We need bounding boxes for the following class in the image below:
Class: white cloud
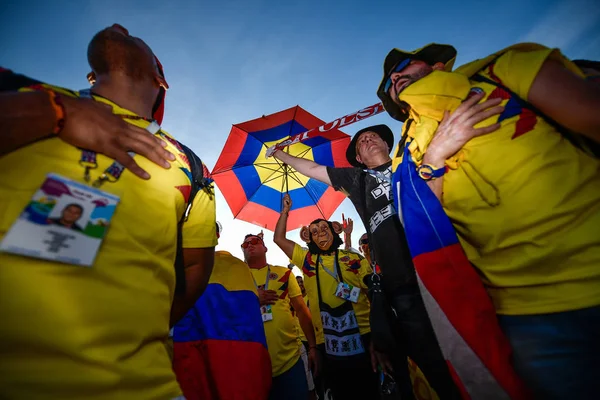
[519,0,600,51]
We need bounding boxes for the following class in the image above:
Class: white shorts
[299,344,315,391]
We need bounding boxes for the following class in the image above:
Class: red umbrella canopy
[212,106,352,231]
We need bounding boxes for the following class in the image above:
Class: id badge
[0,173,120,267]
[260,304,273,322]
[335,282,360,303]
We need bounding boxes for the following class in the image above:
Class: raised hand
[282,193,292,213]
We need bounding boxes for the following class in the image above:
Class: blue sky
[2,0,599,267]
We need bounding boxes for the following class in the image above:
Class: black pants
[318,335,379,400]
[389,291,462,400]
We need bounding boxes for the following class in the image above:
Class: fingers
[370,349,378,372]
[123,128,176,167]
[473,123,501,137]
[467,105,504,126]
[111,151,150,180]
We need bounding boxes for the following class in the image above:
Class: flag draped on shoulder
[392,144,530,400]
[172,251,272,400]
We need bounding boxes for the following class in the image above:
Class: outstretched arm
[273,193,296,259]
[528,58,600,142]
[273,150,332,186]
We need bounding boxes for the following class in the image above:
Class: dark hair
[64,203,83,213]
[306,219,343,254]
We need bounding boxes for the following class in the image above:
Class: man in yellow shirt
[377,43,600,398]
[242,232,319,400]
[274,194,379,400]
[0,24,216,399]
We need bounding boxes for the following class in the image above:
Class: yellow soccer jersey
[0,85,217,399]
[250,264,302,377]
[292,244,372,345]
[394,47,600,315]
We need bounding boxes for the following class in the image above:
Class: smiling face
[309,220,334,251]
[61,204,83,224]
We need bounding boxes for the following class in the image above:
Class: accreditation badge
[0,173,119,267]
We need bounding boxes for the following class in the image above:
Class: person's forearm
[275,150,319,176]
[0,91,57,156]
[298,311,317,348]
[422,153,445,202]
[344,233,352,250]
[170,261,214,327]
[274,210,288,244]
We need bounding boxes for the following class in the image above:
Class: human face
[241,236,266,259]
[359,234,369,254]
[296,276,306,294]
[61,205,82,224]
[387,60,434,106]
[355,131,388,164]
[309,221,334,251]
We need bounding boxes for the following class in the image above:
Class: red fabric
[173,339,272,400]
[413,244,531,400]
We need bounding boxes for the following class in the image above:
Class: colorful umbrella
[212,106,351,231]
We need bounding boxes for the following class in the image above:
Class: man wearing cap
[272,117,505,397]
[0,24,216,399]
[377,43,600,398]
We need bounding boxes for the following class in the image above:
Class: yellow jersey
[0,84,217,399]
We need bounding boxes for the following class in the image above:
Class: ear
[258,231,264,241]
[432,62,446,71]
[300,226,311,243]
[355,153,363,164]
[331,221,343,235]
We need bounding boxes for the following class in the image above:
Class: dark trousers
[318,335,379,400]
[390,291,462,400]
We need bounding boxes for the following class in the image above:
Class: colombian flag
[392,144,530,399]
[172,251,272,400]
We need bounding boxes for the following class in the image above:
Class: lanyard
[78,89,161,187]
[364,166,396,212]
[318,255,339,282]
[364,168,391,183]
[251,265,271,290]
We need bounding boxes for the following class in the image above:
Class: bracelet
[45,89,66,135]
[417,163,445,181]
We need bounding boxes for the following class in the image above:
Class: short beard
[87,29,155,82]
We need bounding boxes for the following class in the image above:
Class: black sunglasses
[360,237,369,245]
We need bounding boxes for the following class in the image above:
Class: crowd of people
[1,22,599,400]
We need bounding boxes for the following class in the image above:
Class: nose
[110,24,129,36]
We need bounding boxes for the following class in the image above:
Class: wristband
[417,163,445,181]
[45,89,66,135]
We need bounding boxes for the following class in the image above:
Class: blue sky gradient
[2,0,599,266]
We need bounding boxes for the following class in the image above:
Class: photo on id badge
[0,173,119,266]
[336,282,360,303]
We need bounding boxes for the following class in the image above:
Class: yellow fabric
[212,251,258,294]
[391,45,600,315]
[0,85,217,400]
[291,244,372,345]
[250,265,302,377]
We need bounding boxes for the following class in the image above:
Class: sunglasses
[360,237,369,245]
[383,58,412,94]
[241,237,263,249]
